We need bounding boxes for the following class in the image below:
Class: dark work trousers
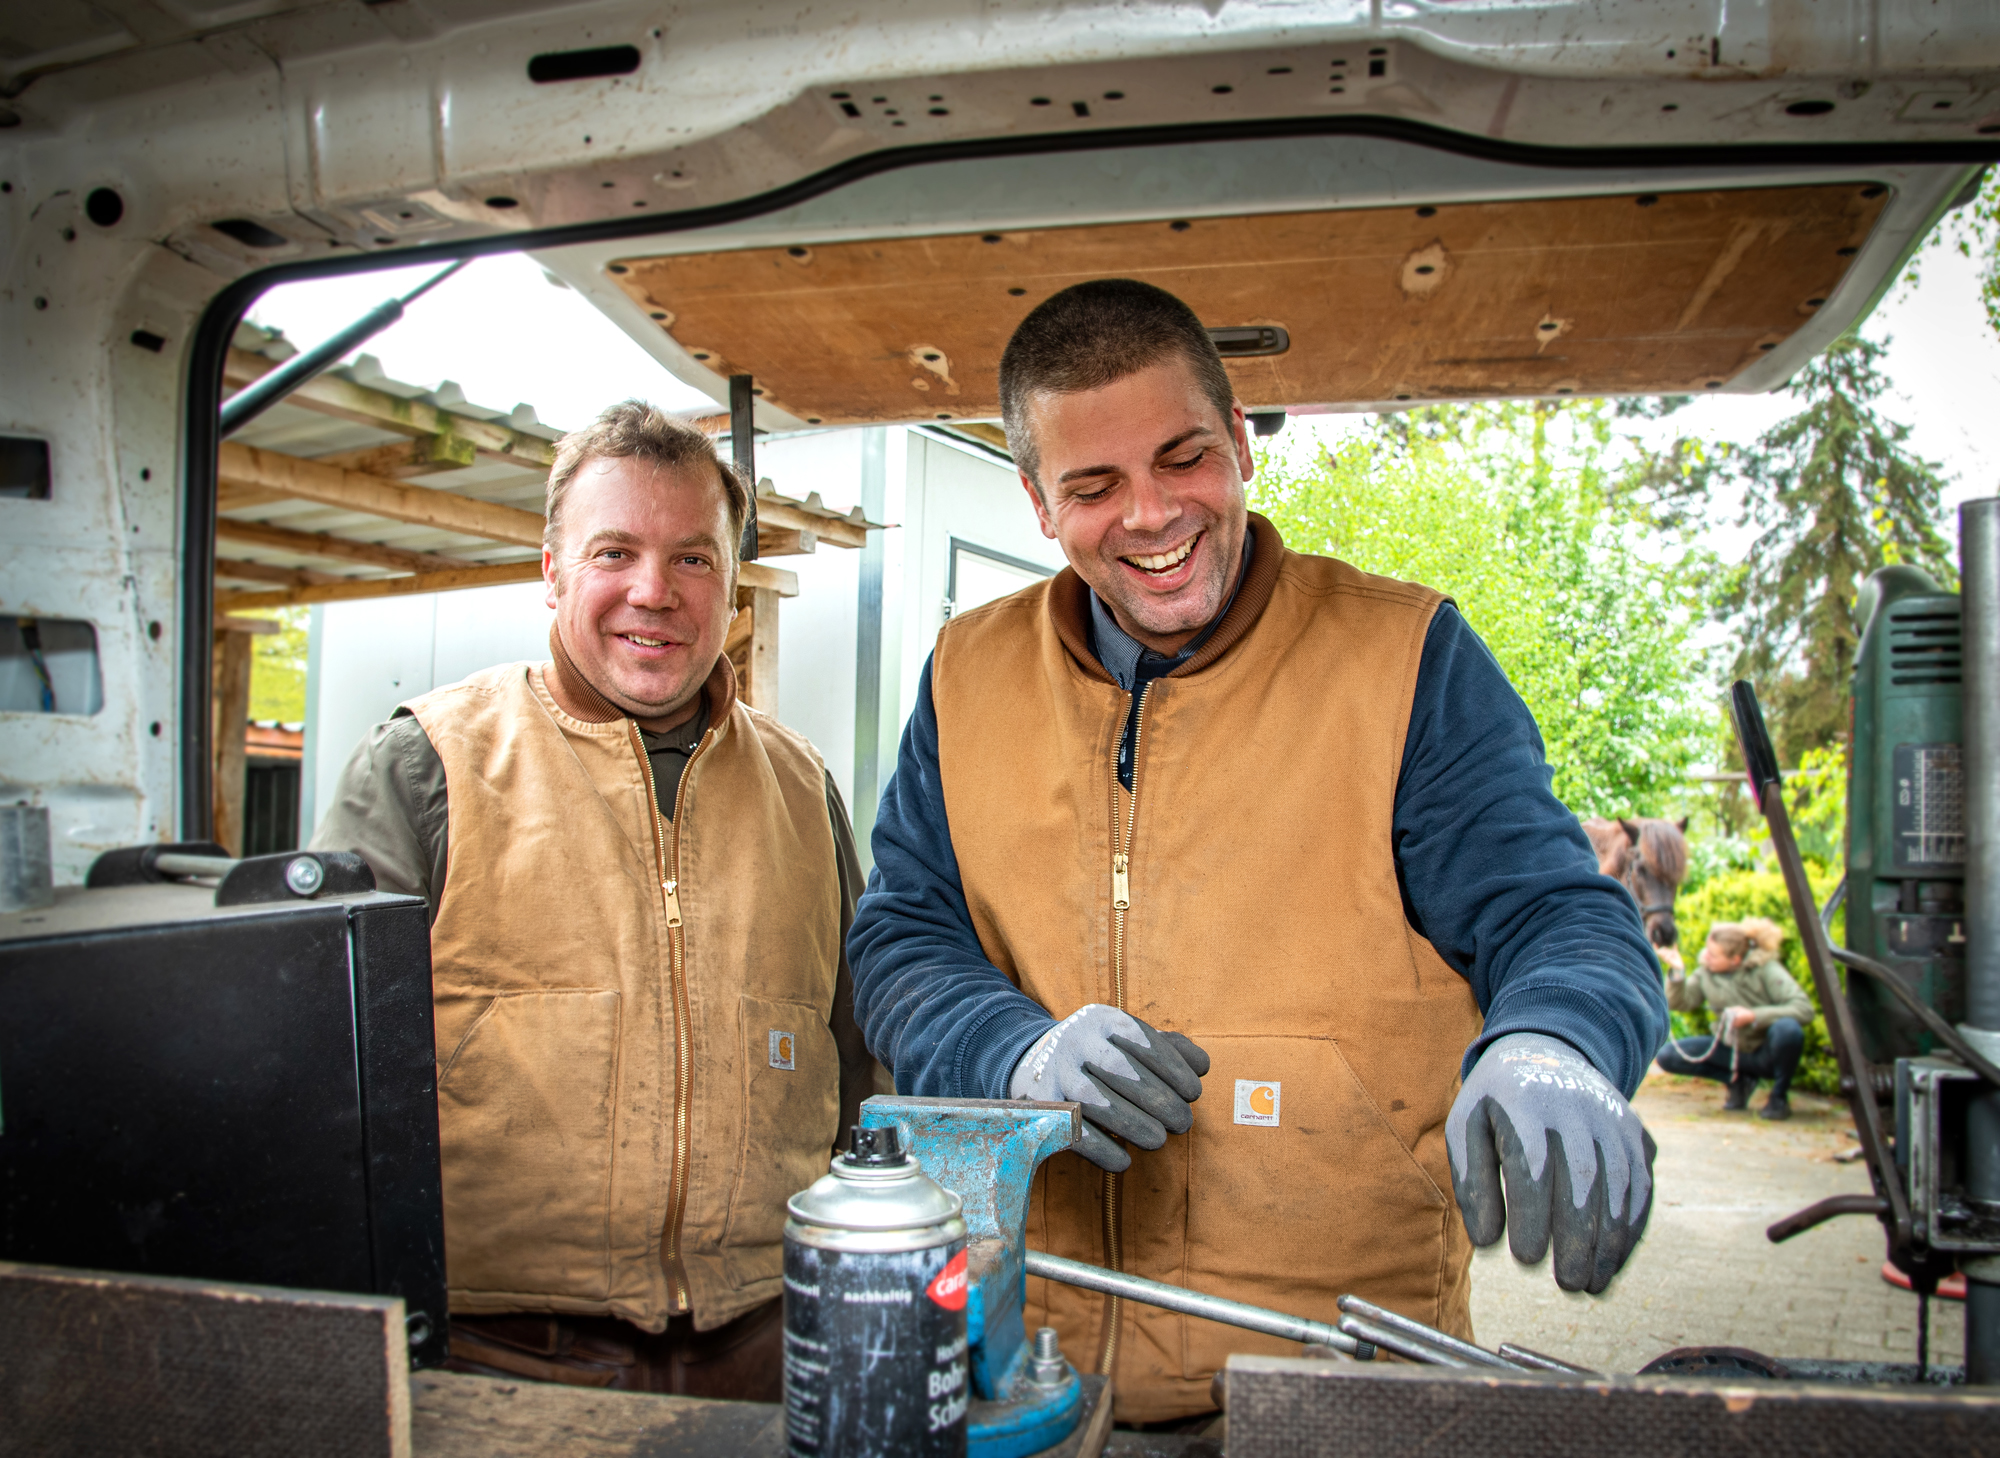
[1656,1016,1805,1097]
[445,1300,783,1398]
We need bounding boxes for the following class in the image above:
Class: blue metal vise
[857,1096,1084,1458]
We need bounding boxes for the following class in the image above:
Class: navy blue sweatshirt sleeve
[848,658,1055,1098]
[1398,604,1668,1097]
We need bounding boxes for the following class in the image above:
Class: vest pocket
[719,993,839,1289]
[436,989,621,1303]
[1177,1034,1450,1380]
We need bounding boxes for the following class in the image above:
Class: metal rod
[1024,1250,1366,1358]
[1820,874,1846,934]
[152,853,239,879]
[1731,681,1913,1251]
[1962,496,2000,1384]
[1335,1314,1471,1368]
[1766,1193,1890,1244]
[729,373,759,563]
[1335,1295,1523,1370]
[1497,1342,1599,1377]
[218,260,469,436]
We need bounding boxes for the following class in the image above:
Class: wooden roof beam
[217,558,345,589]
[757,526,816,557]
[224,349,558,469]
[756,498,867,549]
[312,437,477,478]
[216,517,472,575]
[220,559,799,611]
[218,442,548,547]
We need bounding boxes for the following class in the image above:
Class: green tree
[1251,402,1713,817]
[1707,335,1951,762]
[246,607,309,723]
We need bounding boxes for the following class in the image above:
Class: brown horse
[1583,817,1689,950]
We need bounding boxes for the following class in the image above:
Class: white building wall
[301,427,1066,857]
[302,582,554,839]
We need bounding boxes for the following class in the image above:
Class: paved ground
[1467,1068,1963,1374]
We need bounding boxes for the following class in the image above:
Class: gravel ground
[1467,1068,1962,1374]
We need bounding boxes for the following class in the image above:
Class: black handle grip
[1728,680,1783,800]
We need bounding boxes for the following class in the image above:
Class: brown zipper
[1098,681,1151,1378]
[628,718,713,1315]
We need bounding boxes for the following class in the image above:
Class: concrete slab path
[1468,1069,1963,1374]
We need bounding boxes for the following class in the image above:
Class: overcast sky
[248,227,2000,550]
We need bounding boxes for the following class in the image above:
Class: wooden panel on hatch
[607,183,1887,425]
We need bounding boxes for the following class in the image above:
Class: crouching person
[312,401,873,1395]
[1656,918,1811,1120]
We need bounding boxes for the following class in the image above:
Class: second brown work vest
[929,514,1485,1422]
[408,655,841,1334]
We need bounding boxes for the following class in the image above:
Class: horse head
[1586,816,1689,949]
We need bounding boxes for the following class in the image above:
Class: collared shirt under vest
[404,647,844,1334]
[925,514,1485,1420]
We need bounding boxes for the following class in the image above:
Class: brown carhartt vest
[929,515,1485,1422]
[407,647,840,1333]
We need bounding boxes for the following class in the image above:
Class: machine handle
[1728,680,1784,801]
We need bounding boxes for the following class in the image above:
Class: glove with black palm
[1008,1004,1210,1171]
[1446,1032,1657,1294]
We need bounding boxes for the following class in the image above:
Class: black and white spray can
[784,1125,970,1457]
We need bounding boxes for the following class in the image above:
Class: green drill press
[1848,564,1968,1064]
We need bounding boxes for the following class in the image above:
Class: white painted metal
[5,0,2000,873]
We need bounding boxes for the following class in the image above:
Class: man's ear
[1019,471,1057,540]
[542,547,561,609]
[1228,399,1255,483]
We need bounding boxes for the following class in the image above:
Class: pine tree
[1722,333,1954,761]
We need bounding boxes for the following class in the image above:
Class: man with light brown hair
[314,399,871,1397]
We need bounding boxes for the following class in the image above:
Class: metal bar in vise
[1023,1250,1370,1359]
[1497,1342,1600,1377]
[1336,1313,1473,1368]
[1334,1295,1525,1370]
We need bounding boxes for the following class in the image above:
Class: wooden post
[211,626,255,856]
[733,584,781,714]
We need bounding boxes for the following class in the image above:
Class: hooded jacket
[1668,918,1815,1055]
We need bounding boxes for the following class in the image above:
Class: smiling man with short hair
[314,400,871,1398]
[849,280,1669,1423]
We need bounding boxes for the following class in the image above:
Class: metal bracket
[1900,1057,2000,1254]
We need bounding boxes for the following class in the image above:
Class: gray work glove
[1008,1004,1210,1172]
[1445,1032,1656,1294]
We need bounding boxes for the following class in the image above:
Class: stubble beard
[1092,510,1237,643]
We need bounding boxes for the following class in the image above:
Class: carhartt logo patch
[769,1030,796,1070]
[1234,1079,1280,1127]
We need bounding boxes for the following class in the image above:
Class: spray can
[784,1125,970,1457]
